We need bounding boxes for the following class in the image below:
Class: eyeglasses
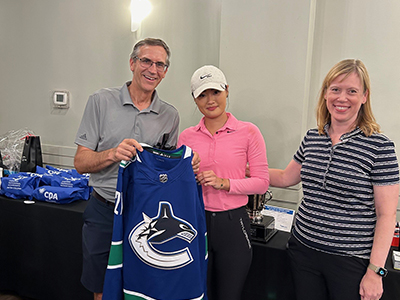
[134,56,169,72]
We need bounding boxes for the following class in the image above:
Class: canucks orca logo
[129,201,197,270]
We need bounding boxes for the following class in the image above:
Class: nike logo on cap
[200,73,212,80]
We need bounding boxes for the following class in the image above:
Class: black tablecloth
[383,247,400,300]
[0,195,92,300]
[1,194,399,300]
[243,230,400,300]
[242,231,295,300]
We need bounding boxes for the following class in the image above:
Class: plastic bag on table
[32,185,91,204]
[37,165,84,178]
[0,172,41,199]
[36,166,89,189]
[0,128,36,174]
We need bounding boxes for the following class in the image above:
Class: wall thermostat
[53,91,69,108]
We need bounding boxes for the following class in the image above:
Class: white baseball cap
[190,65,227,98]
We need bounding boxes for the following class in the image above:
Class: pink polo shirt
[178,113,269,212]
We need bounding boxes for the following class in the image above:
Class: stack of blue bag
[0,165,91,204]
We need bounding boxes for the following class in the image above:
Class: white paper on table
[261,205,295,232]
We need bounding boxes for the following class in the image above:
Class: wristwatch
[368,263,388,277]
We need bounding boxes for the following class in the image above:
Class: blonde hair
[316,59,380,136]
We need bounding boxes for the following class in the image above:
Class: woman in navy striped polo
[270,59,399,300]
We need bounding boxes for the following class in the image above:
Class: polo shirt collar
[323,123,363,141]
[195,112,238,132]
[120,81,161,114]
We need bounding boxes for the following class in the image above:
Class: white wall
[1,0,400,213]
[0,0,221,148]
[219,0,313,171]
[308,0,400,146]
[0,0,132,147]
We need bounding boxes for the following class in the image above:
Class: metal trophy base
[249,215,277,243]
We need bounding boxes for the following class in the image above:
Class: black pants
[206,207,253,300]
[288,236,369,300]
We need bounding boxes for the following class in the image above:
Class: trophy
[246,190,277,243]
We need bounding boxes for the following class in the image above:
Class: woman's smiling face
[195,87,229,120]
[324,72,367,129]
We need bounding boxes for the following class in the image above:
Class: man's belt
[92,190,115,207]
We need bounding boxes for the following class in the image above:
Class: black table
[243,230,400,300]
[383,247,400,300]
[0,195,92,300]
[1,194,399,300]
[242,231,295,300]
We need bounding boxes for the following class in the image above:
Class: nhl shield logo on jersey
[129,201,198,270]
[159,173,168,183]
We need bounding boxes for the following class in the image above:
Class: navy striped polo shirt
[293,125,399,259]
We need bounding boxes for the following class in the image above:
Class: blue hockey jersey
[103,145,208,300]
